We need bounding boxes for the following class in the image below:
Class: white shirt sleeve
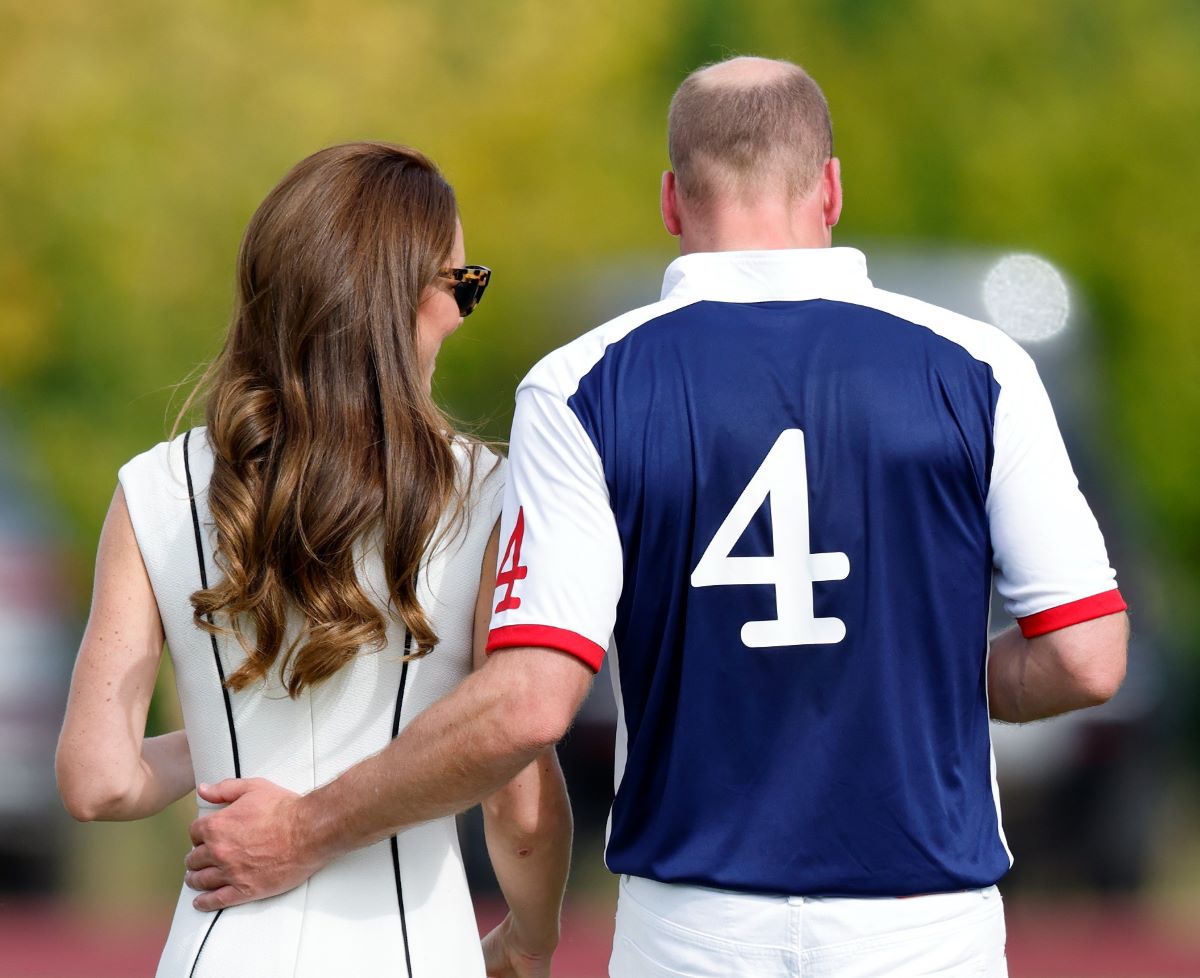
[485,384,622,671]
[988,350,1126,637]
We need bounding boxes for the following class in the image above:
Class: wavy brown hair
[183,142,472,697]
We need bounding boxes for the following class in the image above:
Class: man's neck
[678,200,832,255]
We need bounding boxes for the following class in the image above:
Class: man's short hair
[668,58,833,206]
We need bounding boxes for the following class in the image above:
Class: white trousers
[610,875,1007,978]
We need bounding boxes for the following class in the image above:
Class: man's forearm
[988,614,1128,723]
[184,647,592,912]
[296,648,583,863]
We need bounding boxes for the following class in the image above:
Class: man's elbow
[502,689,574,754]
[486,647,592,755]
[1074,648,1127,706]
[1059,612,1130,708]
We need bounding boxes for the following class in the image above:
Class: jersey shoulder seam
[519,296,698,401]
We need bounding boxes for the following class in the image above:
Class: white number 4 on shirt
[691,428,850,648]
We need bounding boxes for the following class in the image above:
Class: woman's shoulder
[117,427,212,507]
[451,435,507,486]
[451,433,504,464]
[114,428,213,582]
[448,436,506,532]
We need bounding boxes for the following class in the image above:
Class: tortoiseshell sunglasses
[439,265,491,317]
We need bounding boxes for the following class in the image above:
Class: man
[188,57,1128,976]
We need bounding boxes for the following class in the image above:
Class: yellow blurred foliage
[0,255,56,382]
[0,0,1196,632]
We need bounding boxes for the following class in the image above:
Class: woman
[55,142,570,977]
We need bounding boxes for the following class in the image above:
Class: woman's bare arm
[473,523,573,976]
[55,486,193,821]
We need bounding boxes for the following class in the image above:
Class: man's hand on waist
[184,778,335,911]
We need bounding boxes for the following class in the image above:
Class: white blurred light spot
[982,254,1070,343]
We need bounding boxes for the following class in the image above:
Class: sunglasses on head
[438,265,491,317]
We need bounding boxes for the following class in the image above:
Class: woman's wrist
[507,910,560,957]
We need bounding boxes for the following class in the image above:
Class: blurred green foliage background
[1,0,1198,917]
[3,0,1197,615]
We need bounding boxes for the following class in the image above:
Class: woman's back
[120,428,503,977]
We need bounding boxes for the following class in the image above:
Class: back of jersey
[487,248,1123,898]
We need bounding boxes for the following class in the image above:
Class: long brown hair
[185,142,469,697]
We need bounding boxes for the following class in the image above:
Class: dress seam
[391,631,414,978]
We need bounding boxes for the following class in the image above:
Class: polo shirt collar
[660,247,872,303]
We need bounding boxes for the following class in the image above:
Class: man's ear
[661,170,683,237]
[823,157,843,229]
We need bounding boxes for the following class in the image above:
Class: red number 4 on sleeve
[494,507,528,613]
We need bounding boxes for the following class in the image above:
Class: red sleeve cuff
[1017,588,1127,639]
[486,624,606,673]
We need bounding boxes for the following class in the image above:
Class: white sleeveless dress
[118,428,503,978]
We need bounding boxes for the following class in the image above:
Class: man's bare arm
[185,647,592,911]
[302,646,589,850]
[988,611,1128,723]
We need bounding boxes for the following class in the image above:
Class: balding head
[668,57,833,208]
